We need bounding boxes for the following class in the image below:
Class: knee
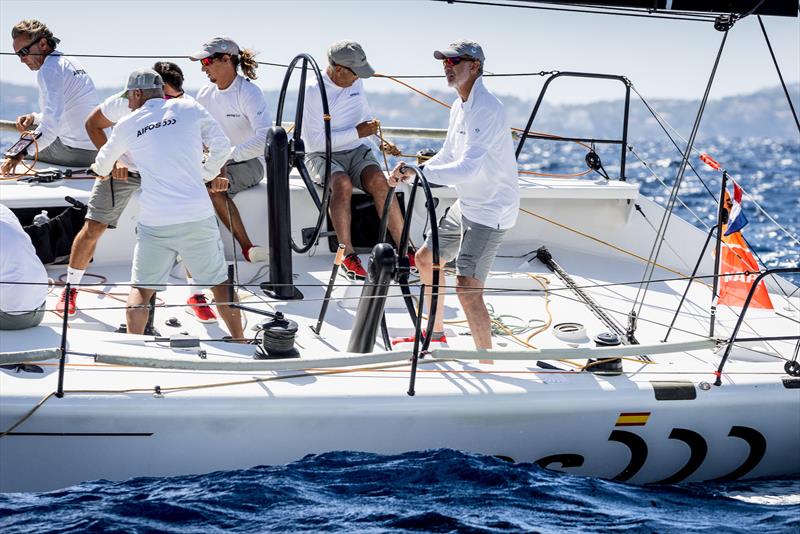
[331,174,352,196]
[83,219,108,240]
[415,248,433,270]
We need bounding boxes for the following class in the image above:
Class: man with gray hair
[90,68,243,340]
[302,40,408,280]
[1,19,98,175]
[389,40,520,350]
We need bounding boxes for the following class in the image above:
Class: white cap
[189,36,240,60]
[124,68,164,91]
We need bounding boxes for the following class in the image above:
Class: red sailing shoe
[342,253,367,280]
[56,287,78,316]
[186,294,218,323]
[391,330,447,346]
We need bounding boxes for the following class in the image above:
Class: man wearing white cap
[390,40,519,350]
[301,40,408,280]
[1,19,98,175]
[90,68,243,340]
[190,36,271,264]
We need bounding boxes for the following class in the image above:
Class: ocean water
[1,137,798,531]
[1,450,798,533]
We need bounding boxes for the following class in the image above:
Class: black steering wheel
[274,53,332,254]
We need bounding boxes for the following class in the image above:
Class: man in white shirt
[1,19,98,175]
[55,62,219,323]
[90,68,243,340]
[0,204,48,330]
[190,36,270,264]
[302,40,407,280]
[390,41,520,350]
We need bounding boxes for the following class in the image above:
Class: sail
[526,1,799,17]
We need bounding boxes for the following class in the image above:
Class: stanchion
[56,282,70,398]
[407,283,426,397]
[313,244,346,335]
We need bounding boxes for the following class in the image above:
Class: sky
[0,0,798,105]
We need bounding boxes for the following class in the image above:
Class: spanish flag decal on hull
[616,412,650,427]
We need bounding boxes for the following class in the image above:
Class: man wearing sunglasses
[1,19,98,175]
[389,40,520,350]
[190,36,270,265]
[89,68,243,341]
[55,62,214,319]
[301,40,407,280]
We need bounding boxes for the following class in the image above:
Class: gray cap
[189,36,240,60]
[433,39,485,62]
[327,40,374,79]
[125,68,164,91]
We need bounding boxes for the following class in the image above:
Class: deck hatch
[651,381,697,401]
[782,378,800,389]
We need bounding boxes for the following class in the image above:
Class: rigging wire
[757,15,800,136]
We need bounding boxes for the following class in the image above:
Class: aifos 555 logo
[137,118,177,137]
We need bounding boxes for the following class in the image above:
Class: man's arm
[85,106,114,150]
[423,106,500,186]
[198,106,232,182]
[32,68,65,152]
[230,86,271,162]
[90,123,130,179]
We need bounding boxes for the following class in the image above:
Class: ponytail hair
[233,48,258,80]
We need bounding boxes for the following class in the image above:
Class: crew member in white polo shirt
[90,68,243,340]
[302,40,408,280]
[389,40,519,350]
[1,19,97,175]
[56,62,217,321]
[190,36,270,264]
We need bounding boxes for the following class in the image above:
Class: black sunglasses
[15,37,40,58]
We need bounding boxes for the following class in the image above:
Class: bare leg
[361,166,406,247]
[327,172,355,254]
[415,245,445,333]
[209,192,253,251]
[209,284,244,340]
[69,219,109,270]
[455,275,492,350]
[126,287,155,335]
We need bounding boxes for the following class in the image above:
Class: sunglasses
[200,54,226,66]
[15,37,40,58]
[442,56,474,67]
[164,91,184,100]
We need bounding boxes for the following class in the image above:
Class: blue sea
[1,136,798,532]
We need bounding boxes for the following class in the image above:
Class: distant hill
[1,81,798,143]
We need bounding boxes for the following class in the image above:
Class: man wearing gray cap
[390,40,520,350]
[302,40,407,280]
[90,68,244,341]
[190,36,271,265]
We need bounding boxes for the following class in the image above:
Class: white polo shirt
[32,51,98,152]
[196,75,271,168]
[91,98,230,227]
[302,72,372,154]
[0,204,48,314]
[423,77,520,230]
[98,93,197,172]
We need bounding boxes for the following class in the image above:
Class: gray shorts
[85,174,142,228]
[424,202,507,282]
[305,144,381,191]
[29,137,97,168]
[225,158,264,196]
[0,304,45,330]
[132,216,228,291]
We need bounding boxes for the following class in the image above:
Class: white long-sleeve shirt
[196,75,271,168]
[423,78,520,230]
[0,204,48,314]
[90,98,230,227]
[32,51,98,152]
[302,73,371,154]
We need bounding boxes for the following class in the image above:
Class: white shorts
[132,216,227,291]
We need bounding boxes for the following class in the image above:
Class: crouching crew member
[390,41,519,350]
[1,19,98,175]
[190,36,270,263]
[90,68,243,340]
